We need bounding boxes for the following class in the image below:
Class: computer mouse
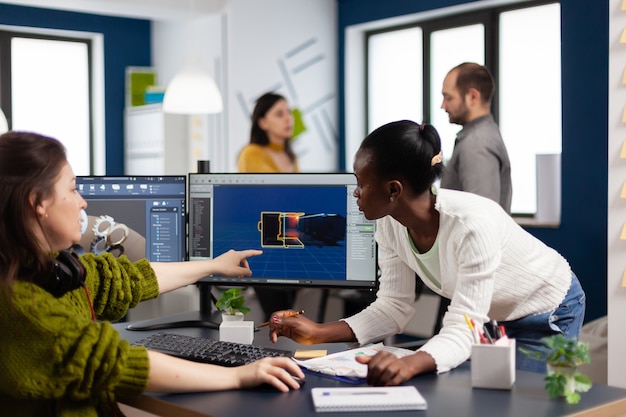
[291,375,306,387]
[255,375,306,391]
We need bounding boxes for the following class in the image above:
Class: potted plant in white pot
[520,334,592,404]
[216,287,251,321]
[215,288,254,344]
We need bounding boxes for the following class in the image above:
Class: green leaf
[216,288,250,315]
[565,391,581,404]
[573,374,592,393]
[545,374,566,399]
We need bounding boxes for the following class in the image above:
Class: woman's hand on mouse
[235,356,305,392]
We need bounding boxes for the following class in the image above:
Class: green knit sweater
[0,252,160,416]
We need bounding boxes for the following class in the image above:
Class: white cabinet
[124,104,187,175]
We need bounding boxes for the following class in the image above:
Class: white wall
[225,0,338,172]
[152,0,338,174]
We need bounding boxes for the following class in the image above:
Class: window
[498,3,561,214]
[367,27,423,130]
[0,30,94,175]
[364,1,561,217]
[428,23,485,166]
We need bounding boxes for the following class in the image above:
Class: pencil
[257,309,305,328]
[464,313,478,343]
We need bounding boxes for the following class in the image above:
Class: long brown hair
[0,131,67,291]
[248,92,297,163]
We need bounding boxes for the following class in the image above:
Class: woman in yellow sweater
[0,131,304,416]
[237,92,299,173]
[237,92,300,319]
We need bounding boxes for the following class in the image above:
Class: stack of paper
[294,342,415,382]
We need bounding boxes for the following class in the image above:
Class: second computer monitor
[189,173,377,289]
[76,175,187,263]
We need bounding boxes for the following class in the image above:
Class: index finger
[241,249,263,258]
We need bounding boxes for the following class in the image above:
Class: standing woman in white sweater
[268,120,585,385]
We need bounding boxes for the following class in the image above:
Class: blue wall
[337,0,608,323]
[0,3,151,174]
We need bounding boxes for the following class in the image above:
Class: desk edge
[120,394,214,417]
[567,397,626,417]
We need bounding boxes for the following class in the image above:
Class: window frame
[0,29,95,173]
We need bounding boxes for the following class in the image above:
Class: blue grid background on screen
[212,184,347,281]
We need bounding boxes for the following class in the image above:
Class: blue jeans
[498,273,586,373]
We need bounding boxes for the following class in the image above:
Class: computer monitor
[75,175,187,263]
[188,173,377,290]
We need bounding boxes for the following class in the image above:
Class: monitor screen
[76,175,187,263]
[189,173,377,289]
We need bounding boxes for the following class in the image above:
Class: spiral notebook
[311,386,427,412]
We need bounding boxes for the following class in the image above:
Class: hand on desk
[355,350,437,386]
[356,351,415,386]
[236,357,305,392]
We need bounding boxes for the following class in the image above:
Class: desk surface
[116,312,626,417]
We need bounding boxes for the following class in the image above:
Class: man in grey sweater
[440,62,512,214]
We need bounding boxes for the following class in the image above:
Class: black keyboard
[132,333,293,367]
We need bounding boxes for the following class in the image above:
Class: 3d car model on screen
[257,211,346,248]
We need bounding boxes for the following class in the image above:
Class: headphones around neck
[40,250,86,297]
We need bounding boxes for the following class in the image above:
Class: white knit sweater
[342,188,571,373]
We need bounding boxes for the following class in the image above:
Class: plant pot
[547,364,577,376]
[221,312,244,322]
[219,320,254,344]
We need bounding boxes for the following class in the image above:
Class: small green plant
[215,288,250,316]
[520,334,592,404]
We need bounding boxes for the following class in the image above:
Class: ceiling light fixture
[162,0,223,115]
[162,56,223,115]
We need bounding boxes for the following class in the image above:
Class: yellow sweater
[237,144,299,172]
[0,252,159,416]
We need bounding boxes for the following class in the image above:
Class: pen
[470,318,489,344]
[489,320,500,339]
[483,328,494,344]
[257,309,304,328]
[322,391,388,396]
[499,324,507,338]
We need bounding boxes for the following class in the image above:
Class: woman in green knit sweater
[0,131,304,416]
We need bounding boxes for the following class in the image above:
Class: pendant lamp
[162,57,223,115]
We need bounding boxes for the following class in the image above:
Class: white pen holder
[471,337,516,389]
[219,320,254,344]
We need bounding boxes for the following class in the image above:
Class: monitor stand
[125,284,220,331]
